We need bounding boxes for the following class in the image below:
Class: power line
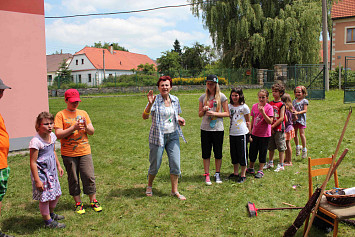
[45,1,207,19]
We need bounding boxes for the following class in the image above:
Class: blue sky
[44,0,212,60]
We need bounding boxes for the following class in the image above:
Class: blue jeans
[148,130,181,175]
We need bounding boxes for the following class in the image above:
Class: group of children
[29,89,102,229]
[199,75,309,185]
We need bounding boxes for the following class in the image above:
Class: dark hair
[157,76,172,88]
[271,83,285,96]
[35,111,54,132]
[229,88,245,105]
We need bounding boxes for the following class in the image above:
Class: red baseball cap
[65,89,81,103]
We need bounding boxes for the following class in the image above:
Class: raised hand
[147,90,156,105]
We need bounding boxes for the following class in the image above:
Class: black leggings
[249,135,270,164]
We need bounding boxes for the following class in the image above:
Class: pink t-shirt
[251,103,273,137]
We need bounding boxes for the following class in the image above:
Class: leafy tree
[54,59,72,85]
[190,0,324,69]
[181,42,211,73]
[157,51,182,73]
[173,39,182,55]
[136,63,156,73]
[89,41,129,51]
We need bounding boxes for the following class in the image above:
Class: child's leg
[215,158,222,173]
[294,127,299,146]
[285,140,292,164]
[49,196,60,214]
[203,158,210,174]
[39,201,51,221]
[268,149,274,163]
[240,166,247,177]
[299,128,306,148]
[279,151,285,165]
[233,164,240,175]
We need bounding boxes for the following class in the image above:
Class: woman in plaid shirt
[142,76,187,200]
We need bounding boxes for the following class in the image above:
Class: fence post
[115,72,117,87]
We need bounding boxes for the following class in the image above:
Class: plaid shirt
[147,94,186,146]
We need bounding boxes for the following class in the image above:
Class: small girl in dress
[29,112,65,228]
[281,93,296,166]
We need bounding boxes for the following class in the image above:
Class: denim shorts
[148,130,181,176]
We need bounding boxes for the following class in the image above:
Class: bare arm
[54,145,64,177]
[259,105,273,124]
[30,148,44,192]
[206,100,230,117]
[55,121,81,139]
[244,113,251,132]
[198,101,209,117]
[294,104,308,115]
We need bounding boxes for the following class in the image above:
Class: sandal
[171,192,186,200]
[146,186,153,197]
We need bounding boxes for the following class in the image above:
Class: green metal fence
[344,56,355,103]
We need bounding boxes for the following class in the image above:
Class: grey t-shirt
[199,92,228,131]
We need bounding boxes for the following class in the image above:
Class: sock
[280,163,284,167]
[269,160,273,164]
[44,218,53,225]
[50,213,54,219]
[303,147,307,151]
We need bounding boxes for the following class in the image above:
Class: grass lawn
[3,89,354,236]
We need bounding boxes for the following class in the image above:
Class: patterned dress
[29,133,61,202]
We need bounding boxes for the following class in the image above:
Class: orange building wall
[332,17,355,70]
[0,0,48,150]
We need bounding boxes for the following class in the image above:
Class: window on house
[78,74,81,83]
[88,74,91,82]
[82,59,84,64]
[346,28,355,43]
[76,59,78,65]
[47,75,52,82]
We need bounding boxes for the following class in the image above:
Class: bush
[329,67,355,88]
[101,73,158,87]
[172,77,228,85]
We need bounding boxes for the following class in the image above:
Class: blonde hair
[204,83,221,112]
[35,112,54,132]
[294,85,308,97]
[281,93,293,111]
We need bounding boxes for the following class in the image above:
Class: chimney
[109,44,114,54]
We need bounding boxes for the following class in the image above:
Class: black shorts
[249,135,270,164]
[230,134,249,166]
[201,130,224,159]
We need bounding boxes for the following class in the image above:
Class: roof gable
[331,0,355,19]
[74,47,156,71]
[46,53,72,72]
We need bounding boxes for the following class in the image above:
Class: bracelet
[143,110,150,115]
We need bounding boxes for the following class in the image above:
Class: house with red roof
[331,0,355,70]
[68,46,156,86]
[46,53,72,85]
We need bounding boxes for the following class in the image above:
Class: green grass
[3,89,354,236]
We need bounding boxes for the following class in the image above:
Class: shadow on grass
[107,187,166,199]
[2,215,42,235]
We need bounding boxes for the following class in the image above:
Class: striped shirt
[147,94,186,146]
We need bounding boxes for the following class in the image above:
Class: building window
[76,59,78,65]
[47,75,52,82]
[88,74,91,82]
[82,59,84,64]
[346,28,355,43]
[78,74,81,83]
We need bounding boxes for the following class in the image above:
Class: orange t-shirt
[0,113,9,169]
[54,109,92,157]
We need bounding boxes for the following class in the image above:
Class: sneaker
[50,213,65,221]
[274,164,285,172]
[296,145,301,156]
[75,202,85,215]
[246,168,255,174]
[302,148,307,159]
[227,173,239,181]
[90,199,102,212]
[255,171,264,178]
[263,162,274,169]
[237,176,246,183]
[214,173,223,184]
[204,173,212,185]
[45,220,66,229]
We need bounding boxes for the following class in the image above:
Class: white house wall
[71,69,134,86]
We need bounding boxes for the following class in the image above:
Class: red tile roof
[331,0,355,19]
[74,47,156,71]
[46,53,73,72]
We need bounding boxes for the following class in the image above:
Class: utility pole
[103,50,106,80]
[322,0,329,91]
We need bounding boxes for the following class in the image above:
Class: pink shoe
[204,173,212,185]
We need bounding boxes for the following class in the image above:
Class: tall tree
[157,51,182,73]
[89,41,129,52]
[190,0,323,69]
[173,39,182,55]
[181,42,212,72]
[54,59,72,85]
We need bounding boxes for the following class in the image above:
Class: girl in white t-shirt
[228,88,251,183]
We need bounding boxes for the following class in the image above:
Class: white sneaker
[274,164,285,172]
[214,173,223,184]
[263,162,274,169]
[296,145,302,156]
[302,148,308,159]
